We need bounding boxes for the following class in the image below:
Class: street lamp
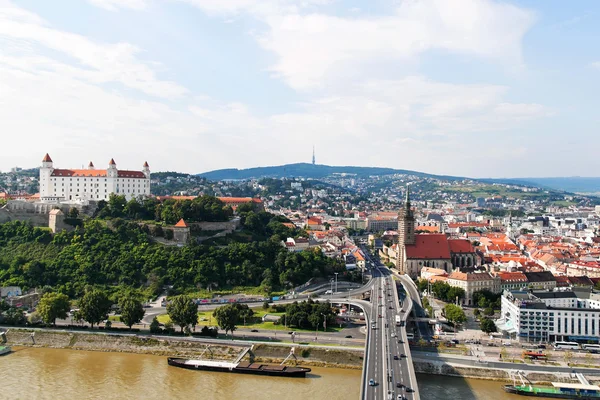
[334,272,338,294]
[330,279,334,299]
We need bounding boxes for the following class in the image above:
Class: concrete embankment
[412,352,600,384]
[3,328,364,369]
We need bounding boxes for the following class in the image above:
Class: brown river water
[0,347,550,400]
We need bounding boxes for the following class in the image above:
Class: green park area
[156,308,343,333]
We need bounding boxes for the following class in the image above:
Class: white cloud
[590,61,600,69]
[258,0,535,89]
[0,1,550,178]
[0,1,186,99]
[87,0,149,11]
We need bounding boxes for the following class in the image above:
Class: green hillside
[198,163,465,181]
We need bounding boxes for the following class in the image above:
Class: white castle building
[39,154,151,202]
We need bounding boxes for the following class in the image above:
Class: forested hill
[197,163,465,181]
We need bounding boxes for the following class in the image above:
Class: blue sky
[0,0,598,178]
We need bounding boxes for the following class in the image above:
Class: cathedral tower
[396,185,416,272]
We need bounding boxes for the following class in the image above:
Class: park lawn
[156,309,342,333]
[108,315,121,322]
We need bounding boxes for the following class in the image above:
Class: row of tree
[1,288,145,330]
[0,219,342,297]
[94,194,233,224]
[417,280,466,303]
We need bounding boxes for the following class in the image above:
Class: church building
[39,154,151,202]
[395,187,480,278]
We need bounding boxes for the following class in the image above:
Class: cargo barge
[167,358,311,377]
[0,346,11,356]
[503,382,600,399]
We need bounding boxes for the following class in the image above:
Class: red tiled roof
[49,169,146,178]
[118,170,146,178]
[405,234,451,260]
[496,272,527,283]
[416,225,440,233]
[448,239,474,254]
[174,219,188,228]
[52,169,107,177]
[42,153,52,162]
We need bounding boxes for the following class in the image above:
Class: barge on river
[0,346,11,356]
[167,358,311,378]
[504,382,600,399]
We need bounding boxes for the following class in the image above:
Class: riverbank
[3,327,364,369]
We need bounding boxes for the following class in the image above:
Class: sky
[0,0,598,178]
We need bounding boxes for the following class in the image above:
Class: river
[1,347,551,400]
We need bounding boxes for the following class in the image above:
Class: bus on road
[553,341,580,350]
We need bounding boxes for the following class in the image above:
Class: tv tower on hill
[312,145,316,165]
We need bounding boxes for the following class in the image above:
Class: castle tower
[396,185,416,272]
[173,218,190,245]
[88,161,95,170]
[107,158,117,177]
[143,161,150,179]
[48,208,65,233]
[40,153,54,201]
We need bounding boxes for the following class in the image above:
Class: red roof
[109,158,116,165]
[143,161,149,168]
[42,153,52,162]
[448,239,474,254]
[88,161,94,167]
[174,219,188,228]
[405,234,451,260]
[52,169,107,177]
[50,169,146,178]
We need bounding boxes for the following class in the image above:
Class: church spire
[405,184,411,208]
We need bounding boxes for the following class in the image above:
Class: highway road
[362,251,420,400]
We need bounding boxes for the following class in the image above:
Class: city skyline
[0,0,599,178]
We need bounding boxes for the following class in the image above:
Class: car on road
[398,339,404,344]
[396,383,404,389]
[393,355,399,360]
[345,335,352,338]
[400,353,406,358]
[369,379,376,386]
[398,395,407,400]
[378,314,382,318]
[405,387,414,393]
[389,306,393,309]
[250,329,258,332]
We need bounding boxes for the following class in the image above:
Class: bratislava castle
[39,154,151,202]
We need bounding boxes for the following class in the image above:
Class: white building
[499,289,600,343]
[39,154,150,202]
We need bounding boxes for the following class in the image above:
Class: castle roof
[143,161,149,168]
[42,153,53,162]
[88,161,94,167]
[50,169,146,178]
[49,208,64,215]
[109,158,116,165]
[174,219,188,228]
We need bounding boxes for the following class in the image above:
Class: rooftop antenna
[312,145,315,165]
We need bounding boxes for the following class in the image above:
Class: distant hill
[197,163,466,181]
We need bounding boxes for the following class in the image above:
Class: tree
[484,307,494,316]
[150,317,161,334]
[480,317,497,334]
[78,288,112,329]
[37,292,71,326]
[444,304,467,326]
[119,295,145,330]
[473,308,481,317]
[166,295,198,333]
[213,304,240,338]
